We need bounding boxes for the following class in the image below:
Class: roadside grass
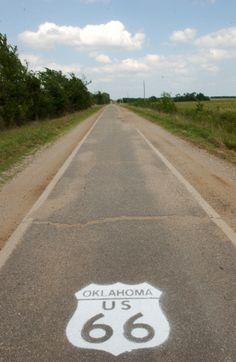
[124,102,236,164]
[0,106,102,179]
[176,99,236,113]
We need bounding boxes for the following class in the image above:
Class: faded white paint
[66,282,170,356]
[0,109,105,270]
[136,128,236,248]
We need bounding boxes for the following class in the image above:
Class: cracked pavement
[0,105,236,361]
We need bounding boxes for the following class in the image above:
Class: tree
[159,92,176,113]
[174,92,210,102]
[0,34,29,127]
[66,73,92,112]
[0,33,109,129]
[93,91,110,105]
[38,68,69,117]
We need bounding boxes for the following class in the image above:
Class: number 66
[81,313,155,344]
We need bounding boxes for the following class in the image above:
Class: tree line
[0,34,110,129]
[120,92,210,104]
[119,92,212,114]
[174,92,210,102]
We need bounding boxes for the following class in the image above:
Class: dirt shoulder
[1,105,235,251]
[119,106,236,232]
[0,109,103,250]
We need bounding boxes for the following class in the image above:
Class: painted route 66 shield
[66,282,170,356]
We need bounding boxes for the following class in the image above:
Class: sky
[1,0,236,99]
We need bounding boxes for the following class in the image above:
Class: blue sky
[1,0,236,98]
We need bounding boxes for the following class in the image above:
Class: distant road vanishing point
[0,105,236,362]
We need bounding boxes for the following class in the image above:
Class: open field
[0,106,101,180]
[176,99,236,112]
[124,99,236,164]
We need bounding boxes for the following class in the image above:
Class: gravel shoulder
[0,109,103,250]
[119,106,236,232]
[1,105,235,361]
[1,104,235,251]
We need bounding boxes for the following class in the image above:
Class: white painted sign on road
[66,282,170,356]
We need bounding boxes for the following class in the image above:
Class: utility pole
[143,80,146,99]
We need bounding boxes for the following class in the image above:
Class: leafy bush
[0,34,110,130]
[158,93,177,113]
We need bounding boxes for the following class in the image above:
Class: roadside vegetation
[0,34,110,129]
[121,94,236,164]
[0,107,101,180]
[0,33,110,178]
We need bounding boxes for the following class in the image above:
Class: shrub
[159,93,177,113]
[0,33,109,129]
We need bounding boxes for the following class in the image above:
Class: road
[0,105,236,361]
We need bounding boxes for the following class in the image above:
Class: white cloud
[145,54,161,62]
[208,48,230,60]
[119,58,149,71]
[97,58,149,74]
[167,26,236,64]
[169,26,236,51]
[200,63,219,72]
[19,53,81,73]
[92,54,161,75]
[19,53,44,66]
[94,54,112,63]
[195,27,236,48]
[46,62,81,73]
[86,49,225,98]
[87,49,221,87]
[19,21,145,50]
[170,28,197,43]
[20,23,236,98]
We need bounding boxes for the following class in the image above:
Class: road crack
[32,215,208,229]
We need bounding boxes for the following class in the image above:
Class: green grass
[0,106,102,178]
[176,99,236,113]
[124,101,236,164]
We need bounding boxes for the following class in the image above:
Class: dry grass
[0,106,101,176]
[125,100,236,164]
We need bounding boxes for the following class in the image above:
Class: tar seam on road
[32,215,208,229]
[0,108,105,271]
[136,128,236,248]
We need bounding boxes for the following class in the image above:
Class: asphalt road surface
[0,105,236,361]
